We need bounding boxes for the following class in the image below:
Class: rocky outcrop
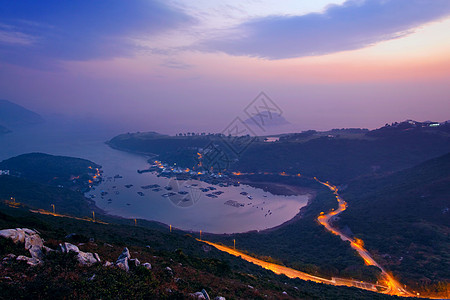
[0,228,44,265]
[115,247,131,272]
[58,242,101,266]
[189,289,212,300]
[1,228,152,273]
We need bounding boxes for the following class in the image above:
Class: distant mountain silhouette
[0,124,11,134]
[244,110,290,127]
[0,99,44,128]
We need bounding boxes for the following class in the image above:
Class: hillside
[0,99,44,128]
[0,153,102,192]
[107,121,450,183]
[337,152,450,294]
[0,198,401,299]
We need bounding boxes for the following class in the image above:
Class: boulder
[59,242,80,254]
[117,248,130,260]
[78,251,100,265]
[24,232,43,250]
[201,289,210,300]
[0,228,25,244]
[29,245,44,260]
[16,255,41,266]
[116,258,129,272]
[103,261,113,267]
[115,247,131,272]
[142,262,152,270]
[189,292,205,299]
[59,242,100,265]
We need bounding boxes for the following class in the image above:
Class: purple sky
[0,0,449,134]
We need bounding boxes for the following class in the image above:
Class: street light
[233,239,236,249]
[51,204,55,214]
[92,211,95,222]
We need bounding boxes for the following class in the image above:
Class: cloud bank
[0,0,194,68]
[201,0,450,59]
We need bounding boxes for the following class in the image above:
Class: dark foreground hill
[338,152,450,295]
[0,99,44,128]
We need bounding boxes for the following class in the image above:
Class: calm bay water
[0,124,309,233]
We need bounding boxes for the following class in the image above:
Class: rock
[129,258,140,268]
[214,297,226,300]
[115,247,131,272]
[165,266,173,276]
[247,285,254,289]
[24,233,43,250]
[117,248,131,260]
[3,254,16,261]
[116,258,129,272]
[88,274,96,281]
[29,245,44,260]
[189,292,205,299]
[103,261,113,267]
[16,255,41,266]
[282,291,287,295]
[201,289,210,300]
[59,242,100,265]
[43,246,55,254]
[0,228,25,244]
[142,262,152,270]
[78,251,100,265]
[59,242,80,254]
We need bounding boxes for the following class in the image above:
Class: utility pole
[51,204,55,214]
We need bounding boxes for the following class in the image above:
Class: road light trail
[314,178,414,297]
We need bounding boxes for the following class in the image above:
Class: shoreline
[100,144,318,235]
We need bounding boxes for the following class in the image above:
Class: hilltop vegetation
[205,175,382,284]
[0,153,101,192]
[0,204,401,299]
[107,121,450,183]
[338,152,450,295]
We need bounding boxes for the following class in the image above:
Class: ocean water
[0,123,309,233]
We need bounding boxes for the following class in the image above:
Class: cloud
[200,0,450,59]
[0,0,194,68]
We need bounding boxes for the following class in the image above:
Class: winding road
[199,176,421,297]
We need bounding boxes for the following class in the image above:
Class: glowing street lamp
[51,204,55,214]
[233,239,236,249]
[92,211,95,222]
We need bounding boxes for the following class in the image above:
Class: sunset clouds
[201,0,450,59]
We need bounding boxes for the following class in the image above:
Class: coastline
[101,143,318,235]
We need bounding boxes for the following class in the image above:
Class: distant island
[0,99,44,131]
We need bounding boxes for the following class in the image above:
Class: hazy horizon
[1,0,449,134]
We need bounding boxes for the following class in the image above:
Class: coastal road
[199,174,421,297]
[314,178,414,297]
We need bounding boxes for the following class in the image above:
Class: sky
[0,0,449,134]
